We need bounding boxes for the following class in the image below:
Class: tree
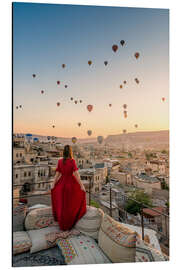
[90,200,100,208]
[128,152,132,158]
[161,179,169,190]
[125,190,153,215]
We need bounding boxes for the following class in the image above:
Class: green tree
[128,152,132,158]
[90,200,100,208]
[125,190,153,215]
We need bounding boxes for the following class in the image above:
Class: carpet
[12,246,67,267]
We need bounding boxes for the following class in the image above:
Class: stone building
[13,164,50,193]
[133,173,161,195]
[79,168,104,193]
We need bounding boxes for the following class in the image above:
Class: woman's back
[56,158,78,177]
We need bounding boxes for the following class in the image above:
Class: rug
[12,246,66,267]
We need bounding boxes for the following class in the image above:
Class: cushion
[98,214,137,263]
[13,204,28,232]
[56,234,111,264]
[25,206,59,230]
[27,225,60,253]
[27,204,49,213]
[120,223,162,252]
[135,238,169,262]
[13,231,32,255]
[74,206,104,240]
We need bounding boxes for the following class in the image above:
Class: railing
[13,178,169,253]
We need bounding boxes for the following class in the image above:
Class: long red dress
[51,158,87,231]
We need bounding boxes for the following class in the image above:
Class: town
[13,131,169,256]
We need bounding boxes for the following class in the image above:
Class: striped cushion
[98,214,137,263]
[56,234,111,264]
[135,238,169,262]
[13,231,32,255]
[25,206,59,230]
[74,206,104,240]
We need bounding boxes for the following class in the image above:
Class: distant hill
[19,130,169,146]
[105,130,169,145]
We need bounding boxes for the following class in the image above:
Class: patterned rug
[12,246,66,267]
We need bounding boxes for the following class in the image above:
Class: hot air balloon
[123,80,127,84]
[162,97,165,102]
[26,134,32,143]
[52,125,55,128]
[62,64,66,68]
[124,113,128,119]
[16,106,18,109]
[123,104,127,109]
[120,85,123,89]
[134,124,138,128]
[41,90,44,94]
[112,44,118,52]
[135,78,139,84]
[70,97,73,101]
[64,85,68,88]
[87,104,93,112]
[32,74,36,78]
[75,100,78,104]
[123,129,127,134]
[47,136,51,141]
[72,137,77,144]
[120,40,125,46]
[79,100,82,103]
[87,130,92,136]
[88,60,92,66]
[33,137,39,142]
[97,136,104,144]
[109,104,112,107]
[134,52,140,59]
[57,102,60,107]
[104,61,108,66]
[78,122,81,127]
[57,81,60,85]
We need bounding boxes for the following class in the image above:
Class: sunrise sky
[13,3,169,138]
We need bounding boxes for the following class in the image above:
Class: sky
[13,2,169,138]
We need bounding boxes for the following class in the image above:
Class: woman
[51,145,87,231]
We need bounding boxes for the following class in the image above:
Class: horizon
[13,3,169,138]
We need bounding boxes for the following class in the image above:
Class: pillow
[74,206,104,240]
[13,231,32,255]
[56,234,111,265]
[135,238,169,262]
[27,204,49,213]
[25,206,59,230]
[27,225,60,253]
[13,204,28,232]
[98,214,137,263]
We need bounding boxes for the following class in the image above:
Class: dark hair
[63,145,73,164]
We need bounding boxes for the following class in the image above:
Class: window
[28,172,31,177]
[15,174,18,178]
[38,170,40,177]
[16,153,18,158]
[24,172,27,177]
[20,153,22,157]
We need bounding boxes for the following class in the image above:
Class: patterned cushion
[27,226,61,253]
[13,204,28,232]
[98,214,137,263]
[56,234,111,264]
[13,231,32,255]
[25,206,59,230]
[135,238,169,262]
[74,206,104,240]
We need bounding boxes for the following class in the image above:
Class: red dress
[51,158,87,231]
